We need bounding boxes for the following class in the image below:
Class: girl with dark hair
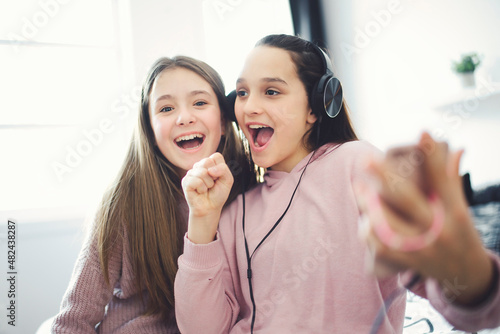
[52,56,255,333]
[175,34,400,332]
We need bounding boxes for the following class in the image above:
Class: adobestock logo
[51,120,115,182]
[340,0,404,63]
[440,77,498,130]
[211,0,243,20]
[256,235,338,320]
[8,0,74,51]
[430,76,498,142]
[383,138,436,194]
[51,86,141,182]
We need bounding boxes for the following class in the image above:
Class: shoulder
[318,140,381,166]
[309,141,381,185]
[334,140,381,157]
[80,218,126,272]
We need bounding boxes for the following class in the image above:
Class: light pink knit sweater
[51,222,181,333]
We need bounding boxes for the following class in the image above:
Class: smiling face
[235,46,317,172]
[149,67,223,177]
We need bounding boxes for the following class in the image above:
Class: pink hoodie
[175,141,500,333]
[176,142,404,333]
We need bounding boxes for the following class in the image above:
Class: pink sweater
[409,250,500,332]
[52,222,181,333]
[175,141,500,333]
[175,142,405,333]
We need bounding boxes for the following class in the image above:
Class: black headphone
[225,89,238,122]
[308,42,344,119]
[224,41,343,122]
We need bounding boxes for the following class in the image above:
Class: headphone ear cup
[225,90,237,122]
[311,74,331,117]
[311,75,343,119]
[308,42,343,119]
[324,77,343,118]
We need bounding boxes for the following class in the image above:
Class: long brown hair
[256,34,358,150]
[95,56,255,319]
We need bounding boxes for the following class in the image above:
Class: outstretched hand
[356,132,495,306]
[182,152,234,244]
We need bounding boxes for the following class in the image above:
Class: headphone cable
[242,150,316,333]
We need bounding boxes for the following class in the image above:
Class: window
[202,0,294,92]
[1,0,128,213]
[0,0,293,215]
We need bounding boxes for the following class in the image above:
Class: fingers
[205,153,226,178]
[204,153,234,190]
[192,153,217,171]
[193,153,226,177]
[368,158,432,229]
[418,132,450,200]
[448,149,464,177]
[183,167,214,195]
[183,154,221,195]
[182,153,234,197]
[419,132,468,211]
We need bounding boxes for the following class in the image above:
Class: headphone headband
[309,43,333,76]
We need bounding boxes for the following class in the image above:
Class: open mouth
[248,124,274,148]
[175,133,205,150]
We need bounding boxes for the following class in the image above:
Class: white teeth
[175,133,203,142]
[249,124,269,129]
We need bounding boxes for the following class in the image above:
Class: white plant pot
[457,72,476,88]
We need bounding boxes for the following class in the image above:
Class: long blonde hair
[95,56,255,319]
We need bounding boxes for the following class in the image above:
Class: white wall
[0,211,87,334]
[323,0,500,188]
[124,0,293,93]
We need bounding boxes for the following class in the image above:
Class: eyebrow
[236,77,288,86]
[190,90,211,97]
[155,90,211,103]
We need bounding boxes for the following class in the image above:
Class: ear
[306,108,318,125]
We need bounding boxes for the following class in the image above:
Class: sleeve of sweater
[175,232,240,334]
[408,251,500,332]
[51,224,123,333]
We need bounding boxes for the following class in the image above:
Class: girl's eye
[194,101,207,107]
[160,106,173,113]
[236,90,247,97]
[266,89,279,96]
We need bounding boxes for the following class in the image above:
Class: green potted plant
[452,53,482,88]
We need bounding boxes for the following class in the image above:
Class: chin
[252,157,272,170]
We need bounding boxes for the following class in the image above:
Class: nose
[239,93,263,117]
[175,107,196,126]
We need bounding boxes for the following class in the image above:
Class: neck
[269,146,313,173]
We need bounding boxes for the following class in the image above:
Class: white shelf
[432,81,500,111]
